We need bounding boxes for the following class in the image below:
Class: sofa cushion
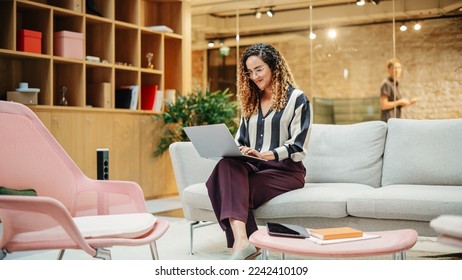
[304,121,387,188]
[182,183,213,210]
[347,185,462,222]
[382,118,462,186]
[183,182,373,220]
[254,183,373,219]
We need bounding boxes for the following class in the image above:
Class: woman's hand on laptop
[239,146,257,156]
[239,146,275,161]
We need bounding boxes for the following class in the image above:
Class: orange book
[309,227,363,240]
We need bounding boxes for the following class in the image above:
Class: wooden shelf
[1,0,185,111]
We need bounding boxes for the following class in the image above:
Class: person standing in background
[380,58,417,122]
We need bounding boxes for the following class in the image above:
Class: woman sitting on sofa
[205,43,312,260]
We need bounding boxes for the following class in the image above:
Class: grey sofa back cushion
[304,121,387,188]
[382,118,462,186]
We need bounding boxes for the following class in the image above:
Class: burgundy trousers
[205,157,306,248]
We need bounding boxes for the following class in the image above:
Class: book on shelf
[115,85,138,110]
[87,82,111,108]
[129,85,139,110]
[165,89,176,104]
[153,89,164,112]
[309,227,363,240]
[141,85,158,110]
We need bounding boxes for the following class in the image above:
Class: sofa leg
[189,221,215,255]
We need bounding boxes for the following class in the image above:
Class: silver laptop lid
[183,123,266,161]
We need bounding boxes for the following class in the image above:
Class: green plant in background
[154,88,239,156]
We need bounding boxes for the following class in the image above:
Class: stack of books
[308,227,379,245]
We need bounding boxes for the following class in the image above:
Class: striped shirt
[235,87,312,162]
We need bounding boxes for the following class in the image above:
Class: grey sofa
[169,118,462,253]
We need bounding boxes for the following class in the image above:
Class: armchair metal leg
[57,249,65,260]
[149,242,159,260]
[94,247,111,260]
[189,221,215,255]
[0,249,7,260]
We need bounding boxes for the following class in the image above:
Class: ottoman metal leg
[392,251,406,260]
[261,249,269,260]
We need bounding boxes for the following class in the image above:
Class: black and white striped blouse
[235,87,312,162]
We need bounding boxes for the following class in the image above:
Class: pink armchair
[0,101,169,260]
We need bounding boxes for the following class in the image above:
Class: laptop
[183,123,267,162]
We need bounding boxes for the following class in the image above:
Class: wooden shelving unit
[0,0,185,111]
[0,0,191,199]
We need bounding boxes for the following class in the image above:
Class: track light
[356,0,365,6]
[266,6,274,17]
[399,23,407,32]
[255,9,262,19]
[413,22,422,30]
[208,40,215,48]
[371,0,381,4]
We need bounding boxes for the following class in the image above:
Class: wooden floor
[154,208,184,218]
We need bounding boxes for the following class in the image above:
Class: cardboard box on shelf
[7,91,38,105]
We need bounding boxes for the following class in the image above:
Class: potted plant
[154,88,239,156]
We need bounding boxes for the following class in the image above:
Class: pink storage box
[54,30,84,59]
[18,29,42,54]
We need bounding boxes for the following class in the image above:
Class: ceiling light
[266,6,274,17]
[413,23,422,30]
[328,29,337,39]
[399,24,407,31]
[309,32,317,40]
[356,0,366,6]
[208,40,215,48]
[255,9,262,19]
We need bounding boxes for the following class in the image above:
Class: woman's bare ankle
[232,239,250,253]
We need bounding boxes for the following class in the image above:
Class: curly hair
[237,43,297,120]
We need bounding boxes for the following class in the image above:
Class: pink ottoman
[249,228,418,260]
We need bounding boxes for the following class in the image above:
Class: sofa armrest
[169,142,217,198]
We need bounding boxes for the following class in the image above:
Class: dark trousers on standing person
[205,157,306,248]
